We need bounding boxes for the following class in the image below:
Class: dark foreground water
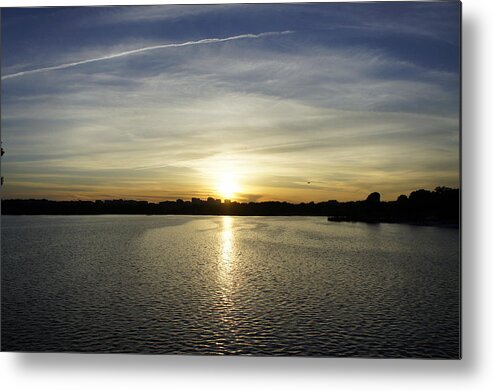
[1,215,460,357]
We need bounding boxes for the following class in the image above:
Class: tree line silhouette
[1,186,459,226]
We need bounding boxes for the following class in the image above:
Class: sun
[216,172,238,200]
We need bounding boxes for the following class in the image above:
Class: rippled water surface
[1,215,460,357]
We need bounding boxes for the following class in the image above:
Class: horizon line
[1,186,460,205]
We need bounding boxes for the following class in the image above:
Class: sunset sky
[1,2,460,203]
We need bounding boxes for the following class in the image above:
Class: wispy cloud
[1,31,293,80]
[87,4,234,25]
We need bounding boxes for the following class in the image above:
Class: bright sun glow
[216,172,238,200]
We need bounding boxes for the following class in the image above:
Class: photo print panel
[1,2,461,358]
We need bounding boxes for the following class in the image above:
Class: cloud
[1,31,293,80]
[235,193,264,203]
[87,4,234,25]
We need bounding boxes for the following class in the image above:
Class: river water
[1,215,460,357]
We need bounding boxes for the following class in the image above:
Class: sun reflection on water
[217,216,241,346]
[219,215,234,285]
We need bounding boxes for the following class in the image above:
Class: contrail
[1,31,293,81]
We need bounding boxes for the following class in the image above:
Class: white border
[1,0,492,390]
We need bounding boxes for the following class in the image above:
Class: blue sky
[1,2,460,202]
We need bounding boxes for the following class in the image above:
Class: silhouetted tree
[397,194,408,203]
[366,192,381,203]
[409,189,433,204]
[434,186,452,194]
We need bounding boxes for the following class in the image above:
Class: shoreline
[327,216,459,229]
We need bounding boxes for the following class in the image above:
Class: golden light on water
[218,216,235,299]
[217,216,239,338]
[219,215,234,275]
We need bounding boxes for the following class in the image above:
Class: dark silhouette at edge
[1,186,459,227]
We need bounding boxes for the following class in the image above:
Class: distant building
[191,197,201,203]
[224,199,231,204]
